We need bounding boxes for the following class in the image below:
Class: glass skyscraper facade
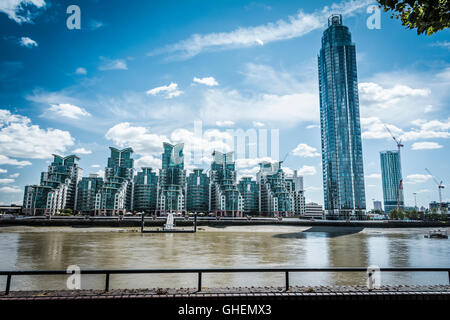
[210,151,243,216]
[186,169,209,213]
[318,14,366,219]
[380,150,404,213]
[23,154,82,215]
[157,143,186,214]
[97,147,135,215]
[133,167,158,214]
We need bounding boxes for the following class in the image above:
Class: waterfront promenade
[2,285,449,301]
[0,216,448,228]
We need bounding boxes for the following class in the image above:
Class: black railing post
[448,271,450,285]
[197,272,202,292]
[105,273,110,292]
[5,274,11,295]
[285,271,289,291]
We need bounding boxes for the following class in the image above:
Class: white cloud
[361,117,450,141]
[135,156,162,169]
[0,169,7,173]
[75,67,87,75]
[199,88,318,127]
[432,41,450,50]
[73,147,92,154]
[146,82,183,99]
[105,122,167,157]
[215,120,235,127]
[297,165,317,176]
[411,142,443,150]
[252,121,265,128]
[193,77,219,86]
[292,143,320,158]
[0,0,45,24]
[0,179,14,184]
[0,186,22,193]
[306,124,319,129]
[98,58,128,71]
[0,155,31,167]
[365,173,381,179]
[94,170,105,179]
[0,109,74,159]
[9,173,19,178]
[406,174,433,184]
[46,103,91,119]
[91,164,101,168]
[19,36,38,48]
[359,82,430,103]
[151,0,371,59]
[105,122,236,169]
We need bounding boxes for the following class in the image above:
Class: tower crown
[328,14,342,26]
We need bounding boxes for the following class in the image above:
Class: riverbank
[0,217,448,228]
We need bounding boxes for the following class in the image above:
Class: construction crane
[384,125,404,154]
[384,125,404,210]
[425,168,445,213]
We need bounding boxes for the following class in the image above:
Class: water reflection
[0,227,448,291]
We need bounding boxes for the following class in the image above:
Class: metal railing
[1,267,449,295]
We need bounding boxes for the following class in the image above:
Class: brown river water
[0,225,449,291]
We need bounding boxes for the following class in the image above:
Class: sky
[0,0,449,209]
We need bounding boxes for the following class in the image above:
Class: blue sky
[0,0,449,209]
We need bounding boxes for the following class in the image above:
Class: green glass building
[76,174,104,215]
[23,154,82,215]
[157,143,186,214]
[237,177,259,215]
[186,169,210,213]
[257,161,293,217]
[380,150,404,213]
[210,151,243,216]
[133,167,158,214]
[97,147,135,215]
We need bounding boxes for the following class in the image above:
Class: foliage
[377,0,450,35]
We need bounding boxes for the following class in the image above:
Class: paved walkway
[1,285,449,300]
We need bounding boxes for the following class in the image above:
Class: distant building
[285,171,305,216]
[257,161,293,217]
[238,177,259,215]
[318,14,366,220]
[133,167,158,214]
[380,150,404,214]
[305,203,323,219]
[23,154,82,215]
[429,201,449,212]
[76,174,104,215]
[209,151,243,217]
[186,169,209,213]
[373,200,383,212]
[96,147,135,215]
[157,143,186,214]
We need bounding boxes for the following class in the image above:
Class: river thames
[0,225,448,291]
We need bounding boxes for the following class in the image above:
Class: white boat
[424,229,448,239]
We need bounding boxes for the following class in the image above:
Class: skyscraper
[318,14,366,220]
[23,154,82,215]
[257,161,293,217]
[97,147,135,215]
[76,174,104,215]
[157,143,186,214]
[380,150,404,213]
[209,151,243,217]
[133,167,158,214]
[186,169,209,213]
